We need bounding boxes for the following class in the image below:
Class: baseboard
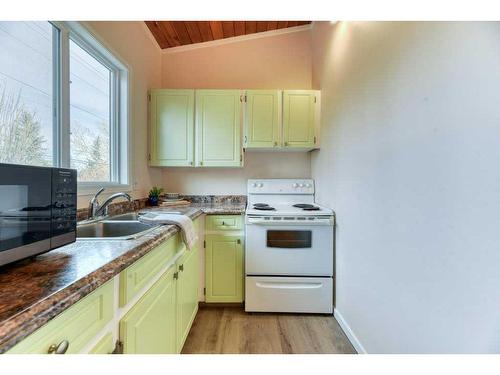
[334,308,367,354]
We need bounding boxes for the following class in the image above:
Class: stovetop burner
[253,203,270,208]
[253,206,276,211]
[292,203,320,211]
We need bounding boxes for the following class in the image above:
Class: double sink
[77,212,160,240]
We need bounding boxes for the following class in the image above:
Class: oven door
[245,218,334,276]
[0,164,53,266]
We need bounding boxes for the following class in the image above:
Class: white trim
[161,24,312,54]
[54,21,132,193]
[334,308,367,354]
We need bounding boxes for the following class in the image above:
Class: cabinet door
[244,90,281,149]
[89,333,114,354]
[283,90,317,149]
[176,247,199,352]
[195,90,242,167]
[205,234,244,303]
[150,89,195,166]
[120,266,177,354]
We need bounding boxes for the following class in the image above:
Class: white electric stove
[245,179,335,314]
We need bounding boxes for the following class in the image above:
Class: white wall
[160,152,311,195]
[77,22,162,208]
[311,21,500,353]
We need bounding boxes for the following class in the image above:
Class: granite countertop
[0,202,246,353]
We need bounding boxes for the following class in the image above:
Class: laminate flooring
[181,306,357,354]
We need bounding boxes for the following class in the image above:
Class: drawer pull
[48,340,69,354]
[222,221,225,225]
[173,271,179,280]
[179,264,184,272]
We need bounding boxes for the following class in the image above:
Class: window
[69,39,112,182]
[0,21,129,190]
[0,21,58,167]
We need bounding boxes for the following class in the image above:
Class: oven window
[267,230,312,248]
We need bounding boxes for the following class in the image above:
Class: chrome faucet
[88,188,132,220]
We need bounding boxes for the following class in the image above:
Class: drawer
[245,276,333,314]
[120,234,182,307]
[206,215,243,231]
[7,280,114,354]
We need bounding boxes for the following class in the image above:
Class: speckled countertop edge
[0,203,245,353]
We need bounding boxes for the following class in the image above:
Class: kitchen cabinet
[244,90,281,149]
[119,232,181,307]
[149,89,195,167]
[148,88,320,165]
[89,333,114,354]
[7,280,114,354]
[205,215,244,303]
[175,246,199,352]
[283,90,318,149]
[243,90,319,150]
[120,265,178,354]
[195,90,242,167]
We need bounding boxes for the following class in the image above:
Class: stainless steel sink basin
[77,220,159,240]
[106,212,143,221]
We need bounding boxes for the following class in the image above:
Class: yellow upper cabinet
[148,89,320,167]
[195,90,243,167]
[283,90,318,150]
[149,89,195,167]
[244,90,281,149]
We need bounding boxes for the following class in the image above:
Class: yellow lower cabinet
[7,280,114,354]
[120,266,177,354]
[120,234,180,307]
[176,247,199,352]
[89,333,114,354]
[205,233,244,303]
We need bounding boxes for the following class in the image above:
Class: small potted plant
[148,186,164,206]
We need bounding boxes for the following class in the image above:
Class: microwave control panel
[51,168,77,236]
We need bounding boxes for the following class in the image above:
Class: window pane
[0,21,55,167]
[69,39,111,182]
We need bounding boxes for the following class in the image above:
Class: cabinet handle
[222,221,225,225]
[48,340,69,354]
[274,141,278,147]
[173,271,179,280]
[284,142,289,146]
[237,239,241,244]
[179,264,184,272]
[189,161,193,166]
[200,161,203,166]
[244,136,247,144]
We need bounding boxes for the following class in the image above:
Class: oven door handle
[256,281,323,289]
[246,217,333,226]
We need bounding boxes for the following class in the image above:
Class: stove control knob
[258,183,264,188]
[299,183,305,188]
[292,183,299,188]
[252,183,257,188]
[305,183,312,188]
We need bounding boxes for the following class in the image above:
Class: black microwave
[0,163,77,267]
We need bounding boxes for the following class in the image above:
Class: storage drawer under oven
[245,276,333,314]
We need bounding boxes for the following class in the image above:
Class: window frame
[51,21,130,195]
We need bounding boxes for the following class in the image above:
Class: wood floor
[182,306,357,354]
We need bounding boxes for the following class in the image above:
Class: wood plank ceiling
[145,21,311,49]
